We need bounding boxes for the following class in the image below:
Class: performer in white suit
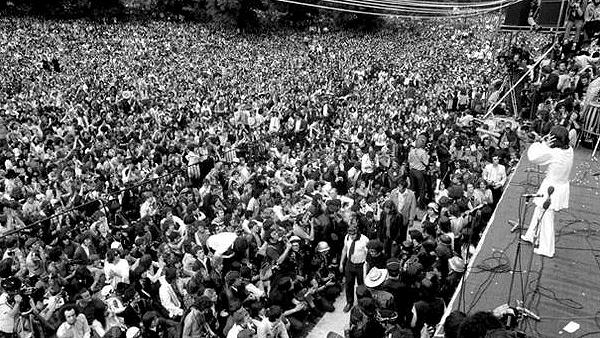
[521,126,574,258]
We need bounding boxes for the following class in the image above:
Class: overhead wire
[272,0,522,18]
[323,0,520,9]
[318,0,518,14]
[332,0,522,14]
[364,0,521,7]
[318,0,464,14]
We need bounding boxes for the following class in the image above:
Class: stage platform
[439,147,600,337]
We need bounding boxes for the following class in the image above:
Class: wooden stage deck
[439,147,600,337]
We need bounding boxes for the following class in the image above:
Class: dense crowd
[0,14,588,338]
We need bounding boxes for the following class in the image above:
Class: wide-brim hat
[449,256,466,273]
[316,241,330,253]
[125,327,140,338]
[427,202,439,213]
[364,267,388,288]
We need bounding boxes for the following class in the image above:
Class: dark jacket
[377,211,405,244]
[73,245,95,265]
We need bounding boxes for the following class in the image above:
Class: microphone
[516,305,541,321]
[508,220,520,233]
[521,193,543,198]
[542,186,554,210]
[524,168,544,174]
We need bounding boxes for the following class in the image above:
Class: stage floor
[445,148,600,337]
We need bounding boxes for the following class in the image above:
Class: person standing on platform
[483,154,507,208]
[339,224,369,313]
[521,126,574,258]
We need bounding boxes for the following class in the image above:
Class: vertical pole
[556,0,568,39]
[490,11,505,60]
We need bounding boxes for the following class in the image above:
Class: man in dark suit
[377,200,405,257]
[73,234,95,265]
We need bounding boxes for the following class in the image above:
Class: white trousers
[522,206,555,258]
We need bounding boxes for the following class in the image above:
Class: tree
[205,0,264,29]
[332,12,385,31]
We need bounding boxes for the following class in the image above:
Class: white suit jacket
[527,142,574,211]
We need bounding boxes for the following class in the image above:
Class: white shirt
[161,215,188,237]
[396,189,407,214]
[159,276,184,318]
[56,314,91,338]
[347,167,361,182]
[245,283,265,300]
[374,132,387,147]
[0,293,16,333]
[342,234,369,264]
[81,245,90,259]
[269,115,281,133]
[361,154,374,174]
[104,258,130,288]
[483,163,507,186]
[226,324,244,338]
[252,317,271,338]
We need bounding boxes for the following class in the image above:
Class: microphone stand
[506,195,530,305]
[505,195,541,329]
[521,197,551,321]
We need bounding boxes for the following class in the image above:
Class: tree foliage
[332,12,385,31]
[205,0,265,29]
[8,0,123,17]
[3,0,386,30]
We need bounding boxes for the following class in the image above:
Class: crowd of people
[0,13,588,338]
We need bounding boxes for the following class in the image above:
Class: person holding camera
[565,0,586,44]
[0,277,23,338]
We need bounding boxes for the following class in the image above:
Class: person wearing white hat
[206,232,238,259]
[440,256,466,303]
[364,268,395,311]
[364,267,388,288]
[125,326,141,338]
